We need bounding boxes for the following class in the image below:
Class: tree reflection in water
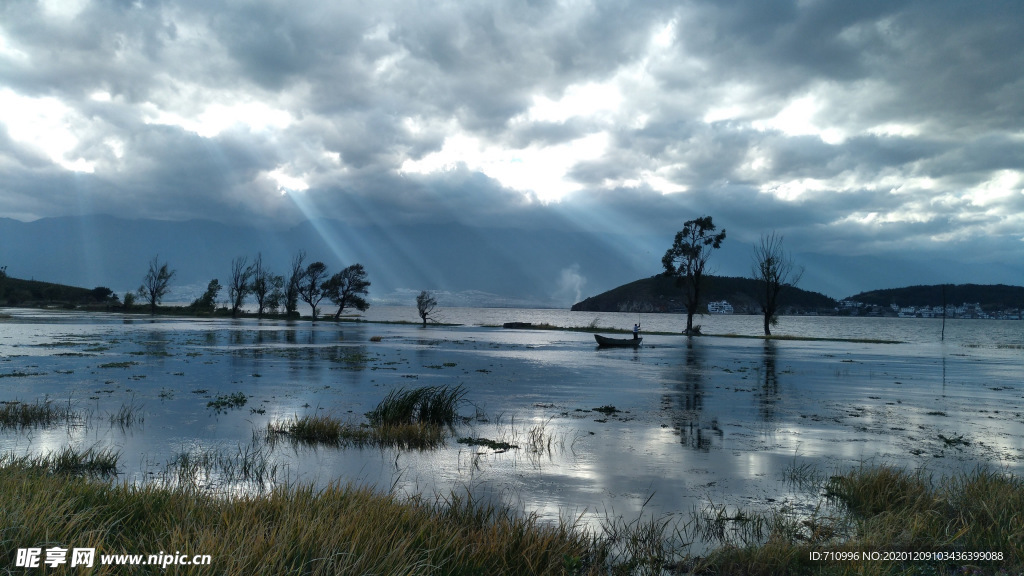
[664,338,722,452]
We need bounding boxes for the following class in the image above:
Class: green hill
[570,275,836,314]
[0,271,117,308]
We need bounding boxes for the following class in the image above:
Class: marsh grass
[0,446,119,477]
[163,440,279,492]
[108,398,144,429]
[267,414,450,450]
[0,398,77,429]
[207,392,248,411]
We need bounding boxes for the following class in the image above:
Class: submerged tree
[662,216,726,335]
[298,261,329,321]
[250,253,283,318]
[751,232,803,336]
[138,256,175,314]
[416,290,438,326]
[228,256,255,317]
[324,263,371,319]
[285,250,306,318]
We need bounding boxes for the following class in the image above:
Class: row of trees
[137,252,371,321]
[663,216,802,336]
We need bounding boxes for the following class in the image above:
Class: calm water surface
[1,307,1021,545]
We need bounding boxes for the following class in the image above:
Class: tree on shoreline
[138,256,175,315]
[325,263,370,319]
[416,291,438,326]
[662,216,726,335]
[751,232,803,336]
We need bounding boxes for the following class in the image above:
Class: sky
[1,0,1023,300]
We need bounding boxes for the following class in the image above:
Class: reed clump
[267,413,450,450]
[365,384,467,428]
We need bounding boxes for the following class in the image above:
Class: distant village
[834,300,1022,320]
[705,299,1023,320]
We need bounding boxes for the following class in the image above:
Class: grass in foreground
[1,447,1020,575]
[0,466,610,575]
[690,464,1024,575]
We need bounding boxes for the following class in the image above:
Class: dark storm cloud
[1,0,1022,294]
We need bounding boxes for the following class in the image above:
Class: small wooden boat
[594,334,642,348]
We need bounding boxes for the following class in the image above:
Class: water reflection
[664,339,722,452]
[756,340,779,422]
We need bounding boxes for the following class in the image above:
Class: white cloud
[0,89,94,172]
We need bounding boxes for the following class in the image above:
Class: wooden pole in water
[941,284,947,341]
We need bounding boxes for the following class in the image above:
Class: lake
[1,307,1022,549]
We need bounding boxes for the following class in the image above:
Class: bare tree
[416,291,438,326]
[298,261,329,321]
[228,256,255,317]
[662,216,726,335]
[250,253,283,318]
[285,250,306,318]
[138,256,175,314]
[324,263,371,319]
[751,232,803,336]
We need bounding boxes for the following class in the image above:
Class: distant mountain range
[571,275,1023,314]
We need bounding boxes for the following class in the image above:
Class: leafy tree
[122,291,136,311]
[662,216,726,335]
[91,286,115,302]
[298,261,329,321]
[416,291,438,326]
[285,250,306,318]
[191,279,222,315]
[137,256,175,314]
[228,256,255,317]
[751,232,803,336]
[324,263,371,319]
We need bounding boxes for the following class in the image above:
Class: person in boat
[633,323,640,340]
